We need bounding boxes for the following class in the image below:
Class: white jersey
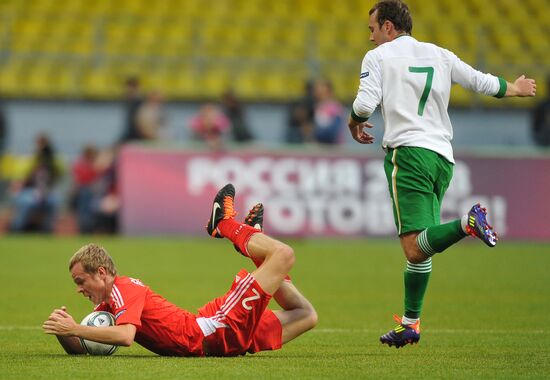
[352,35,506,163]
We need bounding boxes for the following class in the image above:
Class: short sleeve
[111,283,146,327]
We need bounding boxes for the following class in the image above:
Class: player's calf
[234,203,264,256]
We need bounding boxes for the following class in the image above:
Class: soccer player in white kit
[348,0,537,348]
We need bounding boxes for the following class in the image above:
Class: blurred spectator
[118,76,144,143]
[72,147,119,234]
[532,76,550,146]
[0,101,5,156]
[0,102,7,199]
[312,79,345,145]
[221,89,253,142]
[91,148,119,234]
[9,134,61,232]
[135,90,166,140]
[69,145,100,233]
[189,103,230,151]
[286,80,315,144]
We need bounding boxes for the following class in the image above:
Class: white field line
[313,328,548,334]
[0,326,42,331]
[2,326,547,334]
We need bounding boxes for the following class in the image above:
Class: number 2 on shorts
[408,66,434,116]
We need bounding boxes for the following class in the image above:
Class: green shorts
[383,146,454,235]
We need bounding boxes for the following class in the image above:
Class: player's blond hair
[69,243,117,276]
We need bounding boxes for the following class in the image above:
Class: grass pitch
[1,236,549,379]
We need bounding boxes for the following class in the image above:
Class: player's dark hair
[369,0,413,35]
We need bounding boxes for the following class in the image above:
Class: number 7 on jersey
[408,66,434,116]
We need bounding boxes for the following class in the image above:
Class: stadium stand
[0,0,546,105]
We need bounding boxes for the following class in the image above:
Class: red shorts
[196,269,283,356]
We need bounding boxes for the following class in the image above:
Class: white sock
[460,214,469,233]
[402,316,419,325]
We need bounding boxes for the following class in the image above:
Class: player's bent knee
[404,250,428,264]
[271,242,295,271]
[296,306,318,334]
[306,308,319,330]
[400,236,428,264]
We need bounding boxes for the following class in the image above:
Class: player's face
[369,10,390,46]
[71,262,108,305]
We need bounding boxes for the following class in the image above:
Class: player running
[348,0,536,348]
[43,184,317,356]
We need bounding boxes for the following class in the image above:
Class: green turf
[1,236,549,379]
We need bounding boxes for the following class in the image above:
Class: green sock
[416,219,467,256]
[404,258,432,319]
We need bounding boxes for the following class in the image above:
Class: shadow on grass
[16,352,384,360]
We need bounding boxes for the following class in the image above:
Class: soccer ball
[79,311,119,356]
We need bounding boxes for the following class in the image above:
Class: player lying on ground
[42,184,317,356]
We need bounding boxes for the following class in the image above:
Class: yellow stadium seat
[0,0,543,105]
[450,85,474,107]
[232,71,262,100]
[195,69,231,99]
[0,154,34,181]
[24,64,53,97]
[262,71,296,99]
[81,66,119,99]
[156,64,198,99]
[0,153,65,181]
[20,62,76,98]
[235,65,307,101]
[0,61,27,97]
[0,0,20,14]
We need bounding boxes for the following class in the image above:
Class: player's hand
[510,75,536,97]
[348,121,375,144]
[43,306,78,336]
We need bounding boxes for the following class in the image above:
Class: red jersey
[71,159,99,186]
[95,276,204,356]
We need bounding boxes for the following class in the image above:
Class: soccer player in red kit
[42,184,317,356]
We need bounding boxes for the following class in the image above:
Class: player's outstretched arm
[43,307,137,348]
[73,324,136,347]
[505,75,537,97]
